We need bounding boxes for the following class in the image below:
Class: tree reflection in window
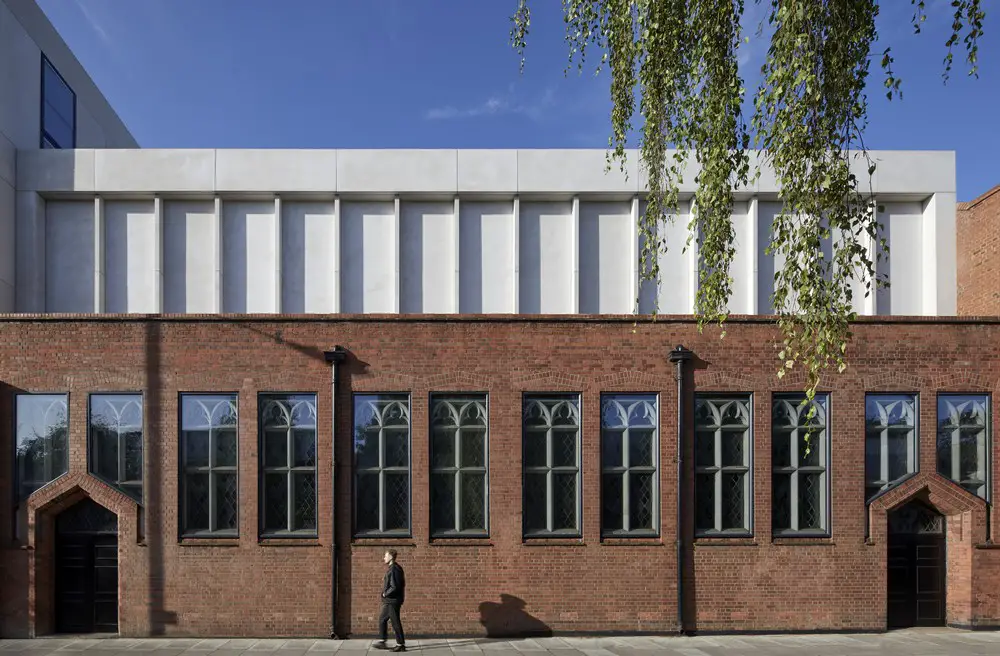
[865,394,917,501]
[89,394,143,503]
[180,394,239,537]
[353,394,411,536]
[937,394,990,499]
[430,395,488,536]
[16,394,69,500]
[522,395,581,537]
[601,394,658,536]
[260,394,318,536]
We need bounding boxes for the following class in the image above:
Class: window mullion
[379,428,386,533]
[286,427,294,532]
[546,428,554,533]
[117,427,127,484]
[976,425,987,483]
[208,428,216,532]
[880,428,889,486]
[455,428,463,532]
[950,427,962,482]
[790,465,799,532]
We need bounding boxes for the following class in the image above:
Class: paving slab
[3,630,1000,655]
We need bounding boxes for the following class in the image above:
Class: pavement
[2,630,1000,655]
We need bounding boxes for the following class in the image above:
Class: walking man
[374,550,406,652]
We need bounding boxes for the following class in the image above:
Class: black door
[55,498,119,634]
[887,501,946,628]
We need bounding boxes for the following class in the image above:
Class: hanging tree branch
[512,0,986,408]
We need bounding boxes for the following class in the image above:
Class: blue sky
[38,0,999,201]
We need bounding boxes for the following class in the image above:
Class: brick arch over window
[934,370,998,391]
[24,473,140,637]
[694,371,755,392]
[862,371,926,391]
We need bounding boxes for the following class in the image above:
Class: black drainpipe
[668,345,692,635]
[324,346,348,640]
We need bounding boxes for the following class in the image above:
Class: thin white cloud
[424,86,556,121]
[72,0,111,45]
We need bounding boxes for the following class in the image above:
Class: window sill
[601,537,664,546]
[694,537,757,547]
[771,537,835,546]
[522,537,586,547]
[179,538,240,547]
[259,537,322,547]
[429,539,495,547]
[352,538,416,547]
[974,542,1000,550]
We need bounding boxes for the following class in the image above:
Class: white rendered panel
[222,201,278,313]
[340,201,396,313]
[459,201,515,313]
[281,201,337,313]
[519,201,574,314]
[877,202,923,316]
[579,201,633,314]
[45,201,94,313]
[638,201,692,314]
[104,200,157,313]
[163,200,217,313]
[400,201,456,313]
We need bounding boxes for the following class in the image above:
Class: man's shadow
[478,594,553,638]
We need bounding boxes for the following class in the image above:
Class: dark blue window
[41,55,75,148]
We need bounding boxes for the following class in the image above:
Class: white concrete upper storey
[1,0,138,313]
[6,148,957,318]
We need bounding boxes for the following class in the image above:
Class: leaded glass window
[523,394,581,537]
[601,394,658,536]
[937,394,990,499]
[353,394,411,536]
[15,394,69,501]
[772,395,829,536]
[89,394,143,503]
[180,394,239,537]
[260,394,318,536]
[430,395,489,536]
[694,395,752,536]
[865,394,917,501]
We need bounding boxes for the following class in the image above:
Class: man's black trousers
[378,601,405,645]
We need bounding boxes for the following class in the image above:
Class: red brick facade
[2,316,1000,638]
[958,184,1000,316]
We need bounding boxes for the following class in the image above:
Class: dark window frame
[40,53,76,149]
[693,394,754,537]
[352,392,413,538]
[178,392,240,539]
[936,392,991,501]
[429,392,490,538]
[258,392,320,538]
[865,393,919,502]
[87,392,145,505]
[771,393,831,538]
[600,392,660,538]
[522,393,583,539]
[13,391,71,504]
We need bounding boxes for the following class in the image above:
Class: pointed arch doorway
[54,497,119,634]
[886,500,946,628]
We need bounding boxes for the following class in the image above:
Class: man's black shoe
[391,646,406,652]
[372,641,387,650]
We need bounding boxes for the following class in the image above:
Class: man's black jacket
[381,562,405,604]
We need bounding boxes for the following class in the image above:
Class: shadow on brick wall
[145,320,176,634]
[0,381,30,637]
[478,594,552,638]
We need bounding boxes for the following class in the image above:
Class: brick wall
[958,184,1000,316]
[1,316,999,637]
